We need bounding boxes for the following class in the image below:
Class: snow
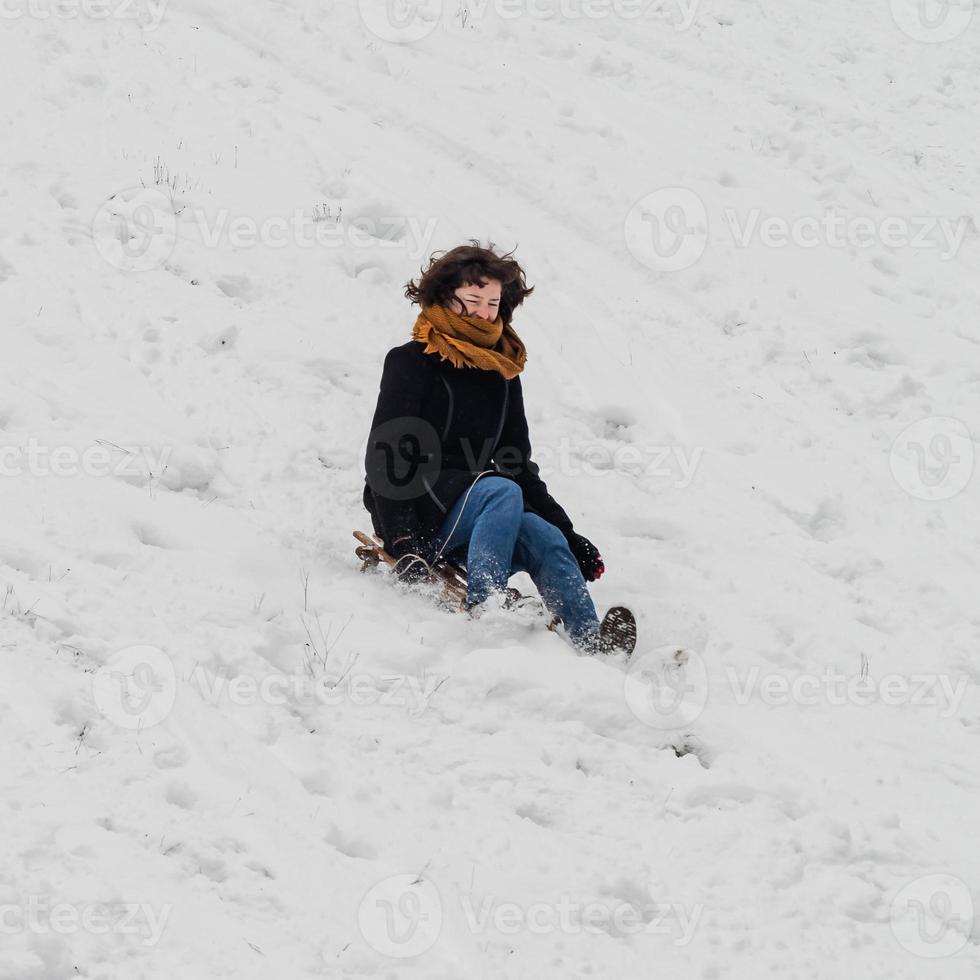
[1,0,978,977]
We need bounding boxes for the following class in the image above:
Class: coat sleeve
[493,375,575,538]
[364,346,433,550]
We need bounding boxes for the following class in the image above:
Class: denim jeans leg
[511,512,600,647]
[432,476,524,605]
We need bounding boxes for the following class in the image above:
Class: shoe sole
[600,606,637,657]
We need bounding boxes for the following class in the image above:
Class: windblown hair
[404,240,534,328]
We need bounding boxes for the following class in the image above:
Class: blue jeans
[430,476,600,648]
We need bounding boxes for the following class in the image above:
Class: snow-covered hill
[1,1,978,977]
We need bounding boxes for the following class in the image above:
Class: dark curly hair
[404,240,534,328]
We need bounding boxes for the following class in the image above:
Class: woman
[363,242,636,656]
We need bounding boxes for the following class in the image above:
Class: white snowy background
[1,0,978,977]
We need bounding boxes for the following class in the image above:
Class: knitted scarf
[412,304,527,379]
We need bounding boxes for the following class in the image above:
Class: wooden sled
[353,530,560,630]
[353,529,468,611]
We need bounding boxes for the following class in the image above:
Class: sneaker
[597,606,637,657]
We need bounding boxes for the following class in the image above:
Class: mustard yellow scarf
[412,304,526,379]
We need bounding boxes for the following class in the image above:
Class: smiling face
[449,278,502,322]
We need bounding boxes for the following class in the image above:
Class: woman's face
[449,279,502,322]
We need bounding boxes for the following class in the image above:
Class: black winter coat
[363,340,575,557]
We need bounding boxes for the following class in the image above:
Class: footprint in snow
[164,780,198,810]
[216,274,260,304]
